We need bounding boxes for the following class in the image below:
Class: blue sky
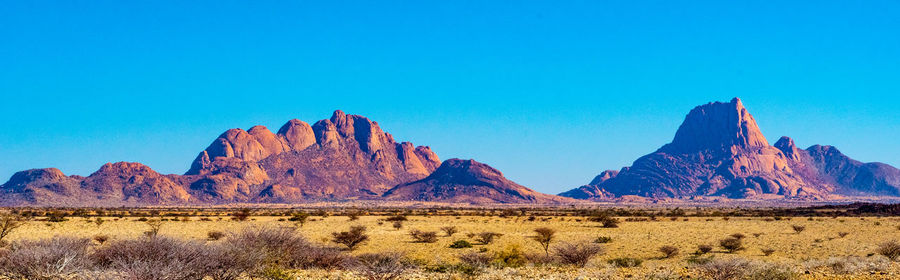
[1,1,898,194]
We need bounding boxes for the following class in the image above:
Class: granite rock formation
[561,98,900,200]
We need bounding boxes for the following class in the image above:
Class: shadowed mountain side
[383,159,575,204]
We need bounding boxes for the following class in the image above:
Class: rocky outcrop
[383,159,573,204]
[559,98,900,200]
[1,110,454,206]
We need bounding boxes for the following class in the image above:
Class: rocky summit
[1,110,570,206]
[560,98,900,200]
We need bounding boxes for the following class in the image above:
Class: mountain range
[3,98,899,206]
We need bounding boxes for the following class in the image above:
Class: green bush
[449,240,473,249]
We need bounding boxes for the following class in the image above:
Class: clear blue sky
[1,1,898,194]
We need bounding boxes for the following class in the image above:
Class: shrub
[225,226,348,270]
[0,237,92,279]
[553,241,605,267]
[449,240,473,249]
[347,212,360,221]
[385,215,407,222]
[332,226,369,250]
[837,232,849,238]
[792,225,806,234]
[876,240,900,260]
[730,233,746,240]
[589,213,620,228]
[698,258,797,280]
[207,231,225,241]
[93,234,110,245]
[659,245,679,258]
[720,237,744,253]
[233,208,252,221]
[440,226,458,237]
[532,227,556,256]
[493,245,527,268]
[607,257,643,267]
[289,212,309,228]
[408,229,438,243]
[594,236,612,244]
[350,252,409,280]
[762,248,776,256]
[697,244,713,255]
[93,236,211,280]
[474,232,503,245]
[392,221,403,230]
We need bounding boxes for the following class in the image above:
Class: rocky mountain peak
[664,97,768,153]
[774,136,801,161]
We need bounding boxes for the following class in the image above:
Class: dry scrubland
[3,208,900,279]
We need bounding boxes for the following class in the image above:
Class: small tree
[332,226,369,250]
[0,212,23,245]
[440,226,458,237]
[233,208,251,221]
[289,212,309,228]
[144,219,163,237]
[532,227,556,257]
[392,221,403,230]
[720,237,743,253]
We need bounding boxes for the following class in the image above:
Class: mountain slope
[383,159,573,204]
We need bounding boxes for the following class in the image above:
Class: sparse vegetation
[0,207,898,278]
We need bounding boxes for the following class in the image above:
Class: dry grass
[4,214,900,279]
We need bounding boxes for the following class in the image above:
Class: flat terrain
[8,213,900,279]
